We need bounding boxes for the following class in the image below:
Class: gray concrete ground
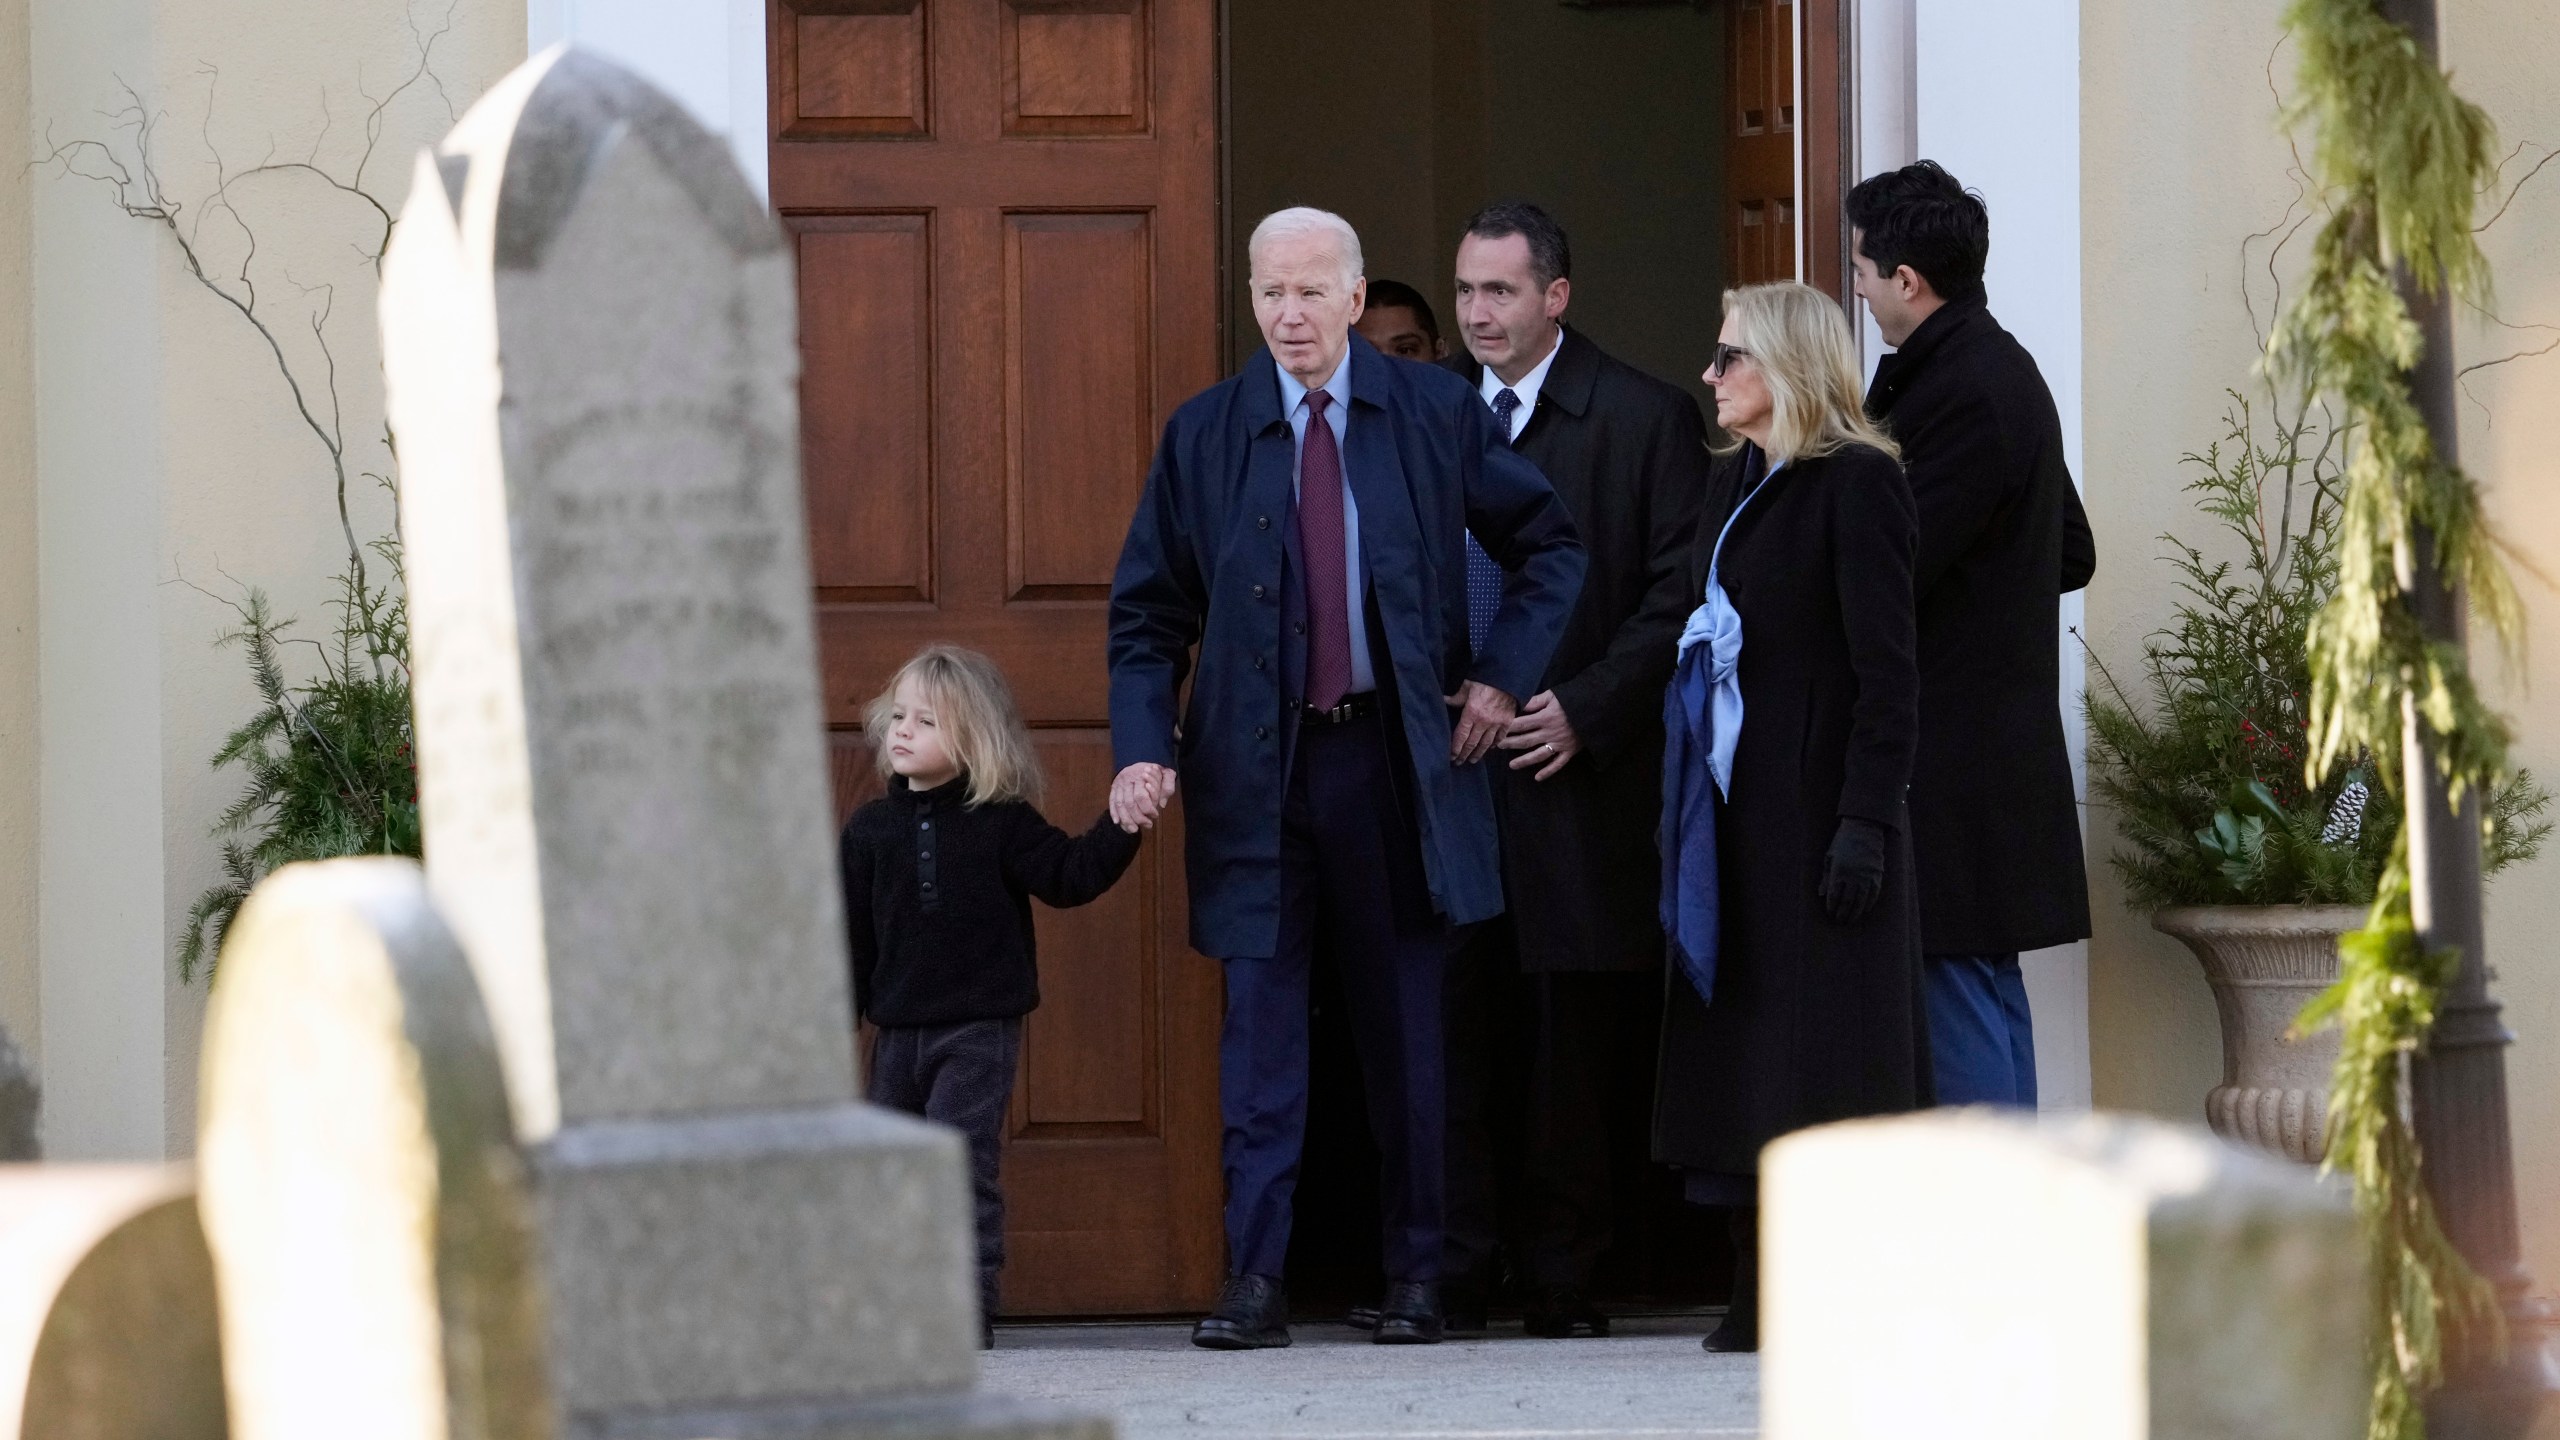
[983,1317,1759,1440]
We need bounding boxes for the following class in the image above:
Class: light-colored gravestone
[1762,1110,2364,1440]
[197,858,548,1440]
[0,1165,225,1438]
[381,47,1104,1440]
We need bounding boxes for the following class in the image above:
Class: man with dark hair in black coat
[1846,160,2096,1108]
[1435,200,1709,1337]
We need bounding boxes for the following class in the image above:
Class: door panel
[1005,212,1153,598]
[1003,0,1150,135]
[774,0,1223,1315]
[796,215,935,598]
[1725,0,1796,285]
[779,2,931,137]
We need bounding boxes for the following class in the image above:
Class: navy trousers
[1221,710,1447,1282]
[1923,953,2037,1107]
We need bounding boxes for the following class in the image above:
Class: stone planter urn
[2150,905,2363,1163]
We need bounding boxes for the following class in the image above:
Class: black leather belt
[1300,692,1380,727]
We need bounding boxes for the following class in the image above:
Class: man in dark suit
[1108,206,1584,1350]
[1848,160,2096,1107]
[1435,201,1708,1337]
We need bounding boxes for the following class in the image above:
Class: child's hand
[1110,763,1177,831]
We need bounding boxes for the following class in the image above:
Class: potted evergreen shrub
[2085,395,2546,1162]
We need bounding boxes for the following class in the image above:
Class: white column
[528,0,770,204]
[30,0,169,1157]
[1852,0,1917,371]
[1874,0,2092,1109]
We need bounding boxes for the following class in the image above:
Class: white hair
[1247,207,1364,288]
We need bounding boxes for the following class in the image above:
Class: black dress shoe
[1192,1274,1291,1350]
[1700,1310,1757,1353]
[1522,1289,1609,1339]
[1356,1287,1481,1334]
[1371,1280,1445,1345]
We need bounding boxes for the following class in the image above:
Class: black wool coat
[1448,328,1709,972]
[1652,442,1931,1175]
[1865,299,2095,956]
[840,773,1141,1028]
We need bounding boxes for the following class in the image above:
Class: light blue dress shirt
[1276,353,1376,694]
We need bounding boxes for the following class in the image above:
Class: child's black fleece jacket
[840,772,1143,1027]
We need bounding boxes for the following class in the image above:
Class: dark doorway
[1225,0,1733,412]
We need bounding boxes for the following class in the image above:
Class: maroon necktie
[1298,390,1353,711]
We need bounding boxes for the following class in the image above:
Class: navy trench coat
[1108,335,1586,960]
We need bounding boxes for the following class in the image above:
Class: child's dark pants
[868,1017,1024,1324]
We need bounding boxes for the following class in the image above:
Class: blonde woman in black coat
[1653,282,1927,1354]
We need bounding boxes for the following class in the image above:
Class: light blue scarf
[1660,450,1781,1003]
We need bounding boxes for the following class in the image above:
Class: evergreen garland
[2270,3,2516,1434]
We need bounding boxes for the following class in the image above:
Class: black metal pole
[2376,2,2558,1434]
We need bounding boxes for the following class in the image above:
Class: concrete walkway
[984,1317,1759,1440]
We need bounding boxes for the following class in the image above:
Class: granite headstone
[382,46,1105,1440]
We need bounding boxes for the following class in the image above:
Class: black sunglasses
[1707,343,1753,379]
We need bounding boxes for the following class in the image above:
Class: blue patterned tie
[1465,388,1521,654]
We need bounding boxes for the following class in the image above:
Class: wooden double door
[771,0,1848,1317]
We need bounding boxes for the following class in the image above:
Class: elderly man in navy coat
[1109,206,1584,1350]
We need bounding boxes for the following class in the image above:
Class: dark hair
[1363,279,1441,342]
[1461,201,1572,290]
[1844,160,1989,305]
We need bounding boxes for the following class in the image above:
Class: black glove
[1818,817,1889,925]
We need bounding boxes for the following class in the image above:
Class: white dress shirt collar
[1276,349,1353,422]
[1478,324,1566,441]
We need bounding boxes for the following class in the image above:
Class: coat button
[1255,725,1271,740]
[919,820,930,830]
[1257,515,1271,530]
[1254,654,1267,670]
[1293,621,1306,635]
[1252,583,1267,599]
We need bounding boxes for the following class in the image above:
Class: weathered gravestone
[1761,1110,2364,1440]
[197,858,549,1440]
[0,1164,225,1439]
[381,46,1105,1440]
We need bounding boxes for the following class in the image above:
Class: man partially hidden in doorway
[1848,160,2096,1106]
[1108,207,1584,1349]
[1355,278,1450,362]
[1439,202,1709,1336]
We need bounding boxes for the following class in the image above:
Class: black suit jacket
[1450,327,1709,972]
[1865,298,2094,955]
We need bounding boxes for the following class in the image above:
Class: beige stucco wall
[2083,0,2560,1303]
[13,0,521,1157]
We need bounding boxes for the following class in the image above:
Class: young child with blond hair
[838,644,1141,1345]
